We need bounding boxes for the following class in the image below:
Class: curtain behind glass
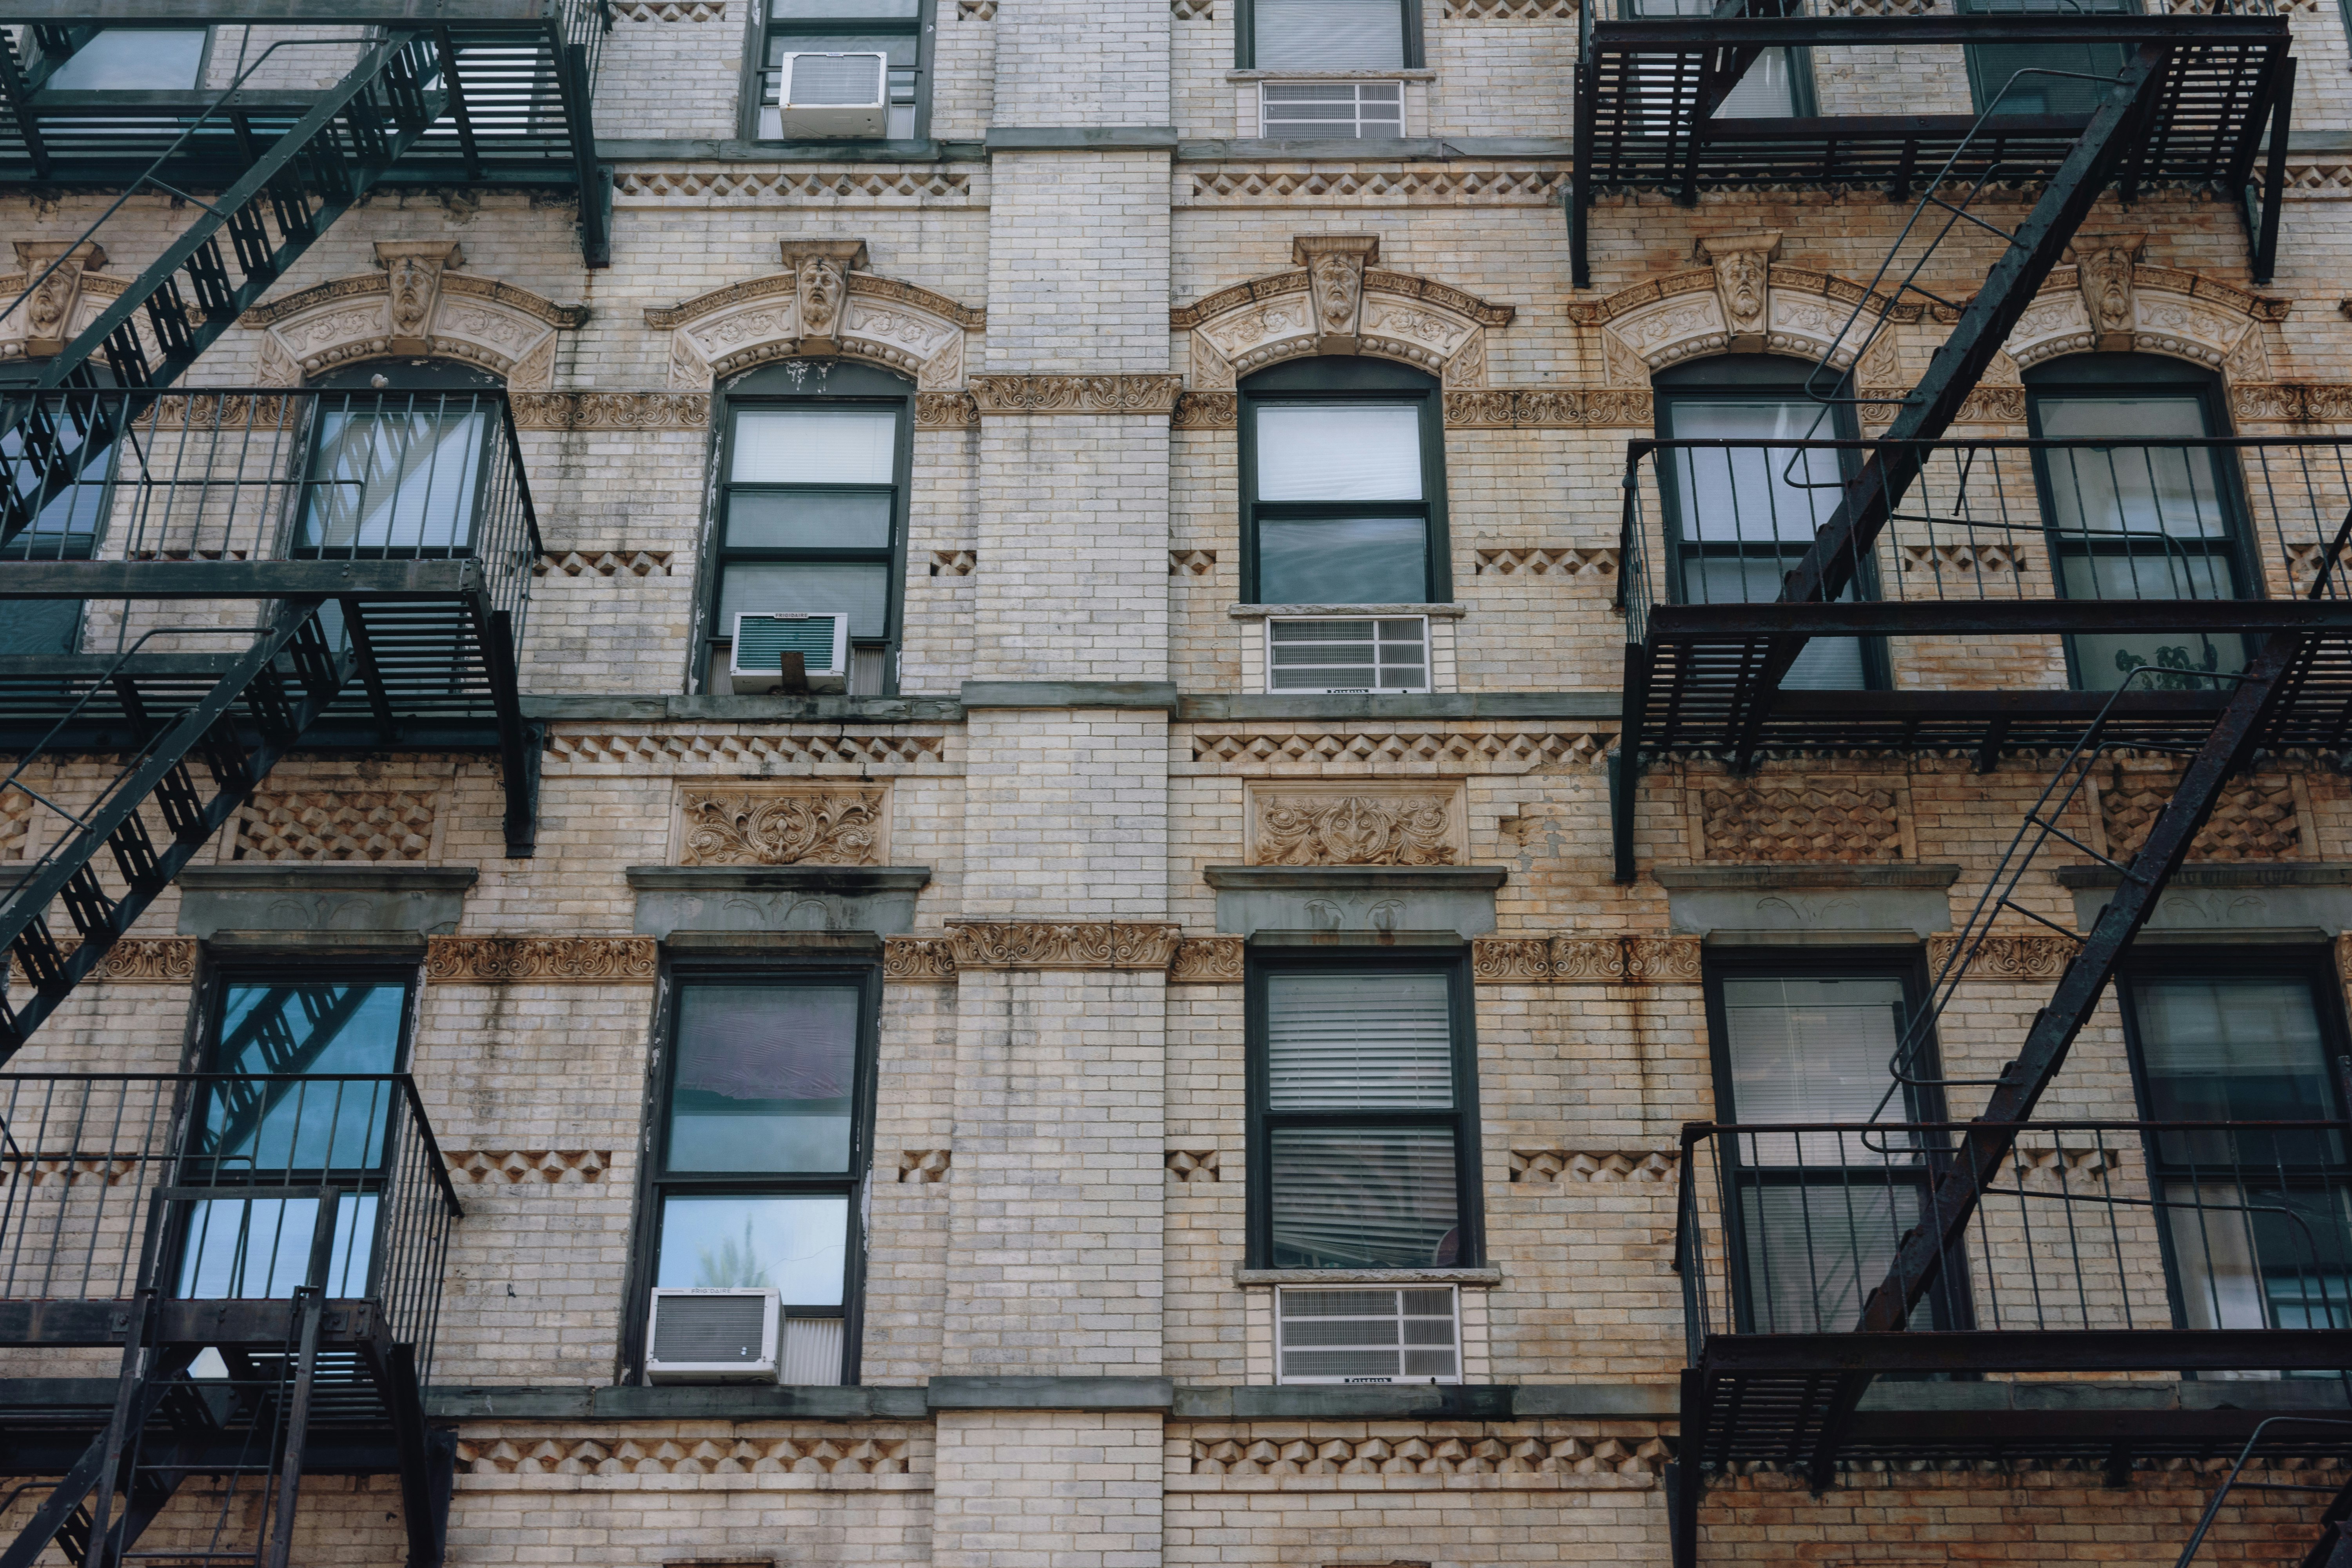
[1256,404,1423,500]
[301,401,488,553]
[1720,976,1906,1165]
[668,985,860,1173]
[1254,0,1405,69]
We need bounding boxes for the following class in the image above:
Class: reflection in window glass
[178,1194,377,1299]
[667,985,860,1173]
[201,984,404,1170]
[300,401,488,554]
[657,1194,849,1305]
[46,29,206,91]
[1257,517,1428,604]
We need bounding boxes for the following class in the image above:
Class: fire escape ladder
[0,602,348,1065]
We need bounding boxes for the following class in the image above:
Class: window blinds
[1266,971,1453,1110]
[1720,976,1905,1165]
[732,408,897,484]
[1256,404,1423,501]
[1253,0,1406,70]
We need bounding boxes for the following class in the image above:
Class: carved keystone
[372,240,465,354]
[2067,232,2146,352]
[1695,232,1782,354]
[778,239,870,353]
[12,241,104,357]
[1292,234,1381,354]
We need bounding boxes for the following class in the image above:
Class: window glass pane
[177,1193,378,1299]
[1269,1127,1459,1267]
[0,601,81,655]
[300,404,487,553]
[1681,556,1866,689]
[1267,971,1453,1110]
[732,408,898,484]
[2038,396,2227,545]
[667,985,860,1174]
[1720,976,1905,1163]
[717,561,891,637]
[2134,977,2340,1165]
[2167,1183,2352,1332]
[201,985,405,1170]
[1663,397,1841,545]
[1254,0,1405,68]
[1256,403,1423,499]
[657,1194,848,1306]
[766,32,918,67]
[46,29,206,91]
[2061,552,2243,692]
[1969,39,2129,117]
[1258,517,1427,604]
[1737,1180,1919,1333]
[1622,5,1795,114]
[725,490,894,550]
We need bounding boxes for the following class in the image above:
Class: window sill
[1227,68,1437,80]
[1235,1266,1502,1286]
[1230,601,1467,619]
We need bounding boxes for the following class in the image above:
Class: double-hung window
[709,364,911,696]
[1622,0,1810,118]
[1248,958,1481,1271]
[179,975,410,1301]
[2121,963,2352,1339]
[639,975,875,1385]
[297,361,502,560]
[1244,0,1418,69]
[1960,0,2134,118]
[2026,355,2249,692]
[1654,356,1882,691]
[1707,960,1968,1334]
[751,0,924,141]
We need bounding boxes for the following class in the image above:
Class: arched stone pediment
[237,242,588,389]
[646,241,984,390]
[1170,237,1515,388]
[2002,240,2288,379]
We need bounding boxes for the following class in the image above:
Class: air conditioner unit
[1276,1286,1459,1385]
[1266,615,1430,695]
[645,1287,779,1383]
[775,51,889,138]
[729,612,849,694]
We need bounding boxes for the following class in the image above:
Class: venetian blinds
[1265,971,1453,1111]
[1252,0,1405,72]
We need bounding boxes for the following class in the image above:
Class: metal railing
[0,1073,462,1379]
[1617,435,2352,669]
[1,387,544,636]
[1676,1118,2352,1364]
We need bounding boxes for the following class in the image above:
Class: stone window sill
[1235,1266,1503,1286]
[1227,68,1438,80]
[1229,601,1468,619]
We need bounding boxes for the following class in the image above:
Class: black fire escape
[1573,2,2352,1561]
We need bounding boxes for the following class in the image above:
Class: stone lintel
[960,681,1180,710]
[982,125,1179,151]
[176,864,478,939]
[627,865,931,938]
[2057,862,2352,936]
[1235,1267,1501,1286]
[1207,865,1506,940]
[1659,863,1959,941]
[1179,691,1621,722]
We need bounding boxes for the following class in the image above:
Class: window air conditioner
[1276,1286,1459,1384]
[1266,616,1430,695]
[775,52,889,138]
[729,612,849,694]
[645,1287,779,1383]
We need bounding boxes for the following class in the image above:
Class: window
[750,0,924,141]
[1261,81,1403,138]
[2119,961,2352,1339]
[42,28,209,91]
[1240,358,1448,609]
[1706,956,1967,1334]
[2025,354,2250,692]
[1653,356,1883,691]
[297,359,503,559]
[1622,0,1811,118]
[178,975,410,1301]
[707,361,911,696]
[1960,0,2134,118]
[635,974,877,1385]
[1242,0,1419,69]
[1247,956,1481,1270]
[0,395,114,656]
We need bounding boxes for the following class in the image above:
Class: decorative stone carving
[1695,780,1909,863]
[1925,932,2078,980]
[1575,260,1918,377]
[1183,167,1565,205]
[649,261,981,389]
[1509,1149,1678,1183]
[1952,386,2028,425]
[1173,390,1238,428]
[1246,782,1465,867]
[882,935,958,981]
[619,166,978,205]
[944,921,1183,970]
[1169,935,1245,983]
[2098,768,2303,862]
[1,779,30,859]
[1470,935,1702,984]
[548,732,947,770]
[238,256,584,387]
[898,1149,952,1182]
[7,937,197,987]
[916,390,980,426]
[674,785,887,866]
[456,1435,917,1476]
[232,788,439,862]
[1171,262,1512,382]
[967,375,1184,414]
[535,550,675,578]
[422,936,659,984]
[2230,383,2352,423]
[1191,728,1606,776]
[2069,234,2144,351]
[1442,389,1653,427]
[1181,1430,1672,1479]
[1166,1149,1221,1181]
[1170,548,1218,576]
[1473,546,1617,579]
[1698,232,1781,351]
[444,1150,613,1183]
[509,391,710,430]
[11,241,104,356]
[375,240,462,351]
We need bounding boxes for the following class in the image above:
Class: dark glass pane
[1269,1125,1459,1268]
[178,1194,377,1299]
[667,985,861,1173]
[1737,1178,1921,1333]
[200,984,404,1171]
[2135,977,2344,1165]
[725,490,894,549]
[657,1194,849,1305]
[1258,516,1426,604]
[775,0,918,14]
[0,599,82,655]
[716,561,891,638]
[763,31,919,66]
[2167,1182,2352,1332]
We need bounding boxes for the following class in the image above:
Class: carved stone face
[1309,251,1359,333]
[387,254,434,336]
[1718,249,1767,327]
[24,270,72,336]
[798,256,844,336]
[2082,247,2134,334]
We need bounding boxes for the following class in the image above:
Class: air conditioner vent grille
[789,51,886,105]
[1276,1285,1459,1384]
[651,1293,770,1365]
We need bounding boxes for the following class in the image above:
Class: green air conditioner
[729,612,849,693]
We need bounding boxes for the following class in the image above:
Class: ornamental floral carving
[509,391,711,430]
[1926,933,2078,981]
[916,390,980,427]
[967,375,1185,414]
[674,785,886,866]
[945,921,1183,970]
[882,936,958,982]
[423,937,659,984]
[7,937,197,987]
[1471,935,1701,984]
[236,249,585,389]
[1247,783,1463,866]
[650,250,980,390]
[1169,936,1245,982]
[1443,389,1653,427]
[1171,252,1511,384]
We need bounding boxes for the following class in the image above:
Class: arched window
[297,358,504,560]
[1239,356,1448,695]
[2024,352,2249,691]
[1651,354,1881,690]
[704,360,912,697]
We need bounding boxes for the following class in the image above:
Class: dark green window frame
[740,0,934,143]
[1243,948,1484,1272]
[1958,0,2136,119]
[1238,356,1450,607]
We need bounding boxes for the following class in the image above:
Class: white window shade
[1267,971,1453,1110]
[1721,976,1905,1164]
[1257,404,1423,500]
[1254,0,1405,69]
[732,408,897,484]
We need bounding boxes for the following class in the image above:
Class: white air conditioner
[1265,615,1430,695]
[775,51,889,138]
[646,1287,779,1383]
[1276,1285,1459,1385]
[728,611,849,694]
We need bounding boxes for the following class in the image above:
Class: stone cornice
[645,270,985,331]
[1566,265,1919,328]
[916,390,980,427]
[1471,935,1701,984]
[423,936,659,983]
[509,391,711,430]
[1444,388,1653,427]
[968,374,1184,415]
[5,936,194,987]
[239,271,588,331]
[882,928,1243,980]
[1172,269,1512,330]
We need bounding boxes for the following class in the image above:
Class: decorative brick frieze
[509,391,710,430]
[423,937,659,984]
[929,550,976,576]
[1181,167,1566,206]
[1171,0,1211,15]
[967,374,1185,415]
[2096,769,2304,861]
[443,1150,613,1184]
[1247,782,1465,866]
[1169,548,1218,575]
[534,550,674,577]
[1187,728,1608,775]
[546,732,948,771]
[6,937,196,987]
[456,1434,920,1477]
[945,921,1183,970]
[1695,779,1910,863]
[1445,0,1574,15]
[1178,1428,1671,1479]
[231,787,439,863]
[1169,936,1245,983]
[1,781,28,858]
[956,0,996,15]
[898,1150,952,1183]
[674,784,887,866]
[2230,383,2352,422]
[612,0,725,17]
[1166,1150,1221,1181]
[1471,935,1701,984]
[1473,546,1618,578]
[616,167,978,205]
[1926,933,2079,980]
[1508,1149,1678,1183]
[1444,389,1652,427]
[882,936,958,982]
